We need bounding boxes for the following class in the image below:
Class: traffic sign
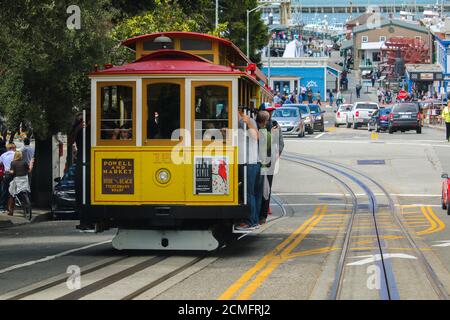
[397,90,408,100]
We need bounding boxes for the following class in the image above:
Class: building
[261,56,341,100]
[405,64,443,94]
[345,12,386,40]
[433,24,450,93]
[353,19,431,71]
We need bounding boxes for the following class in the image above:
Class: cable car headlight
[156,169,171,185]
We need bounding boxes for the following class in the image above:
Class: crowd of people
[0,137,34,219]
[236,104,284,230]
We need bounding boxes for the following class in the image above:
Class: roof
[90,50,243,76]
[90,50,273,96]
[353,19,429,34]
[122,31,251,64]
[346,13,386,27]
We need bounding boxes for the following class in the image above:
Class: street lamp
[247,2,280,58]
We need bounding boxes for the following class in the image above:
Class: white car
[334,104,353,127]
[347,101,379,129]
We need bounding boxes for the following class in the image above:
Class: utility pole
[216,0,219,29]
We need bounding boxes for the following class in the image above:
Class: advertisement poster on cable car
[194,156,229,195]
[102,159,134,195]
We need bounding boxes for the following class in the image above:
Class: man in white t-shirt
[237,107,260,230]
[0,143,16,214]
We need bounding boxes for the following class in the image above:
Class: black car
[308,104,325,132]
[388,103,422,134]
[52,164,77,219]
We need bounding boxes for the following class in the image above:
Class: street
[1,108,449,300]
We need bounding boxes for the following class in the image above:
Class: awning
[360,41,384,50]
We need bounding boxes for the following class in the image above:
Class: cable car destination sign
[102,159,134,194]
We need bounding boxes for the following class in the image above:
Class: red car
[442,173,450,215]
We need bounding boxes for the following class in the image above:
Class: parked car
[334,104,353,127]
[368,107,392,132]
[52,164,76,219]
[442,173,449,215]
[272,107,305,137]
[285,104,315,134]
[348,101,379,129]
[308,104,325,132]
[388,103,422,134]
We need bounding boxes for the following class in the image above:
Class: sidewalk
[0,209,52,229]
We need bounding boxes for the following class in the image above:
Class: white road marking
[432,241,450,247]
[315,133,326,139]
[274,192,441,197]
[0,240,112,275]
[347,253,417,266]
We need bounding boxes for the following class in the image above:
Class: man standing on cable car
[236,106,261,231]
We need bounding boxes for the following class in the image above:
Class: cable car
[80,32,273,251]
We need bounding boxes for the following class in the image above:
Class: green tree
[219,0,269,64]
[0,0,115,138]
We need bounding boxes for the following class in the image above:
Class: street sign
[397,89,408,100]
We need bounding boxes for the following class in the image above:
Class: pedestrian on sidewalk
[316,91,322,106]
[328,90,334,107]
[443,102,450,142]
[0,143,16,215]
[8,151,32,220]
[356,83,362,98]
[371,73,376,87]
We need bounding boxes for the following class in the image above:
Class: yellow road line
[417,206,445,235]
[218,206,323,300]
[236,206,328,300]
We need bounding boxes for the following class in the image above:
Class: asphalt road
[1,107,450,300]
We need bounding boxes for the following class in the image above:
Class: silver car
[272,107,305,137]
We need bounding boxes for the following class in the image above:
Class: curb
[0,211,53,229]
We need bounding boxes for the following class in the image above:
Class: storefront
[405,64,443,95]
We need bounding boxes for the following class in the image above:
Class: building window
[99,84,134,142]
[194,85,229,141]
[145,82,181,140]
[362,36,368,43]
[379,36,386,42]
[372,52,381,62]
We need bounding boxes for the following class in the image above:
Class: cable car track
[2,196,290,300]
[282,152,449,300]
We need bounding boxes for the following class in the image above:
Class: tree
[222,0,269,64]
[0,0,115,138]
[0,0,116,207]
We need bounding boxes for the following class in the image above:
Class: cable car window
[143,40,174,50]
[180,39,212,50]
[100,85,133,140]
[194,85,229,141]
[146,83,181,139]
